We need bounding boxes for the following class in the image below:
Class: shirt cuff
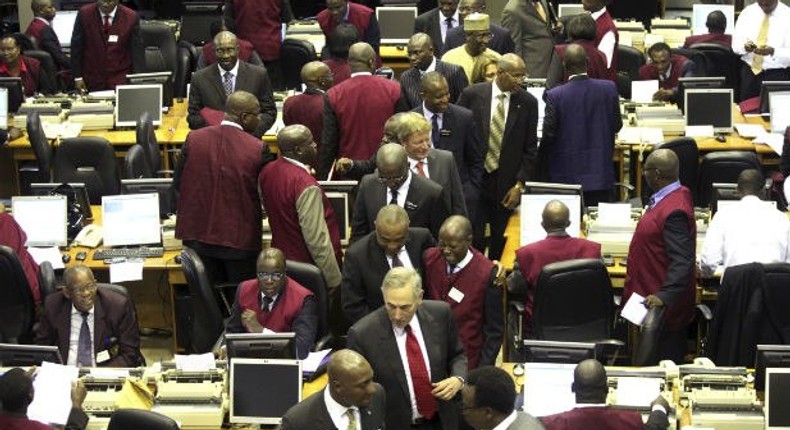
[652,404,667,414]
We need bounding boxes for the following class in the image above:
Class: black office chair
[697,151,761,208]
[38,261,57,298]
[174,41,194,98]
[285,260,335,350]
[0,245,36,344]
[107,409,179,430]
[672,47,707,78]
[53,137,120,205]
[616,44,646,81]
[20,49,58,94]
[11,32,36,51]
[632,307,665,366]
[136,111,171,176]
[124,144,153,179]
[26,111,54,183]
[689,42,740,101]
[615,72,632,99]
[281,38,317,90]
[762,263,790,344]
[180,247,226,354]
[505,270,529,362]
[656,137,699,204]
[140,21,177,75]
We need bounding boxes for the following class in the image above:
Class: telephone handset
[73,225,103,248]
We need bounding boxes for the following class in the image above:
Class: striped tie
[485,93,506,173]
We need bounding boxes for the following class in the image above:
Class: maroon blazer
[684,33,732,49]
[638,54,690,90]
[35,289,141,367]
[323,58,351,86]
[228,0,284,61]
[283,89,326,157]
[594,9,619,80]
[0,56,42,98]
[542,407,655,430]
[0,213,41,303]
[554,40,609,81]
[71,3,142,90]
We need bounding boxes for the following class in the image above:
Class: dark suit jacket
[350,172,450,241]
[426,149,467,217]
[342,228,436,323]
[26,19,71,71]
[280,384,386,430]
[414,8,445,54]
[501,0,556,78]
[187,61,277,137]
[347,300,467,430]
[541,406,668,430]
[444,24,516,56]
[399,59,468,109]
[35,289,142,367]
[457,82,538,200]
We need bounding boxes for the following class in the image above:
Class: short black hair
[0,368,33,413]
[706,10,726,33]
[567,14,597,41]
[467,366,515,415]
[328,23,359,59]
[647,42,671,57]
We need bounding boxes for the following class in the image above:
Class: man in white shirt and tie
[733,0,790,100]
[414,0,460,55]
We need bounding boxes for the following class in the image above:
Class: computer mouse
[174,254,182,265]
[715,134,727,143]
[76,252,87,261]
[62,253,71,264]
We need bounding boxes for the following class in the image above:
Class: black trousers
[657,326,689,364]
[472,170,512,261]
[184,240,257,286]
[739,63,790,101]
[264,59,284,91]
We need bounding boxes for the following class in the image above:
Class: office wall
[17,0,33,33]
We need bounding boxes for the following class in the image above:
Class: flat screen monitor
[376,7,417,45]
[11,195,68,247]
[558,4,584,18]
[30,182,93,221]
[126,72,174,108]
[0,343,62,366]
[691,4,734,36]
[523,340,597,364]
[0,77,24,113]
[51,10,79,47]
[0,88,7,129]
[318,180,358,245]
[229,358,301,425]
[225,332,298,359]
[115,84,163,127]
[770,91,790,134]
[684,88,733,133]
[756,344,790,391]
[101,193,161,247]
[710,182,738,213]
[121,178,174,219]
[677,76,725,113]
[520,182,583,246]
[760,81,790,115]
[766,368,790,429]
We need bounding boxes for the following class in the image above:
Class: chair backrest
[616,44,646,81]
[0,245,35,344]
[140,21,177,74]
[657,137,700,203]
[108,409,179,430]
[174,41,194,98]
[615,72,632,99]
[180,247,225,354]
[532,259,615,342]
[689,42,740,100]
[124,144,153,179]
[285,260,329,340]
[12,32,36,51]
[697,151,761,208]
[53,137,120,205]
[281,38,317,90]
[27,111,53,178]
[135,111,161,174]
[672,47,707,78]
[633,307,665,366]
[762,263,790,344]
[21,50,58,94]
[38,261,56,298]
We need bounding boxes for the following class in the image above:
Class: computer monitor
[684,88,733,133]
[755,344,790,391]
[225,332,298,359]
[11,196,68,247]
[0,77,24,113]
[691,4,734,36]
[126,72,174,108]
[677,76,725,113]
[101,193,162,247]
[0,88,7,130]
[0,343,62,366]
[51,10,79,47]
[318,180,358,245]
[770,91,790,134]
[30,182,93,221]
[376,7,417,45]
[710,182,738,214]
[766,368,790,430]
[520,182,583,246]
[121,178,174,219]
[115,85,163,127]
[523,340,597,364]
[760,81,790,115]
[229,358,301,425]
[558,4,584,18]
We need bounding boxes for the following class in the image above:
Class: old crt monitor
[710,182,738,214]
[766,368,790,430]
[101,194,162,247]
[30,182,93,221]
[760,81,790,115]
[684,88,733,133]
[126,72,174,108]
[51,9,79,47]
[115,84,163,127]
[230,358,301,425]
[377,7,417,45]
[318,180,358,245]
[0,344,62,366]
[523,340,596,364]
[0,77,24,113]
[11,195,68,247]
[770,91,790,134]
[121,178,174,219]
[677,76,725,113]
[225,333,297,359]
[756,344,790,391]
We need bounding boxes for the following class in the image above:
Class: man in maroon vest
[71,0,143,92]
[282,62,334,164]
[638,42,696,103]
[623,149,696,364]
[25,0,72,81]
[226,248,318,359]
[546,15,610,88]
[0,213,41,304]
[317,0,381,56]
[583,0,618,81]
[683,10,731,49]
[259,124,342,295]
[319,42,405,179]
[508,200,601,336]
[175,91,274,285]
[541,359,670,430]
[423,215,502,369]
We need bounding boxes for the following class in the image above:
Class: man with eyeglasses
[36,265,142,367]
[442,0,515,56]
[226,248,318,359]
[283,62,335,161]
[187,31,277,137]
[461,366,544,430]
[442,13,502,82]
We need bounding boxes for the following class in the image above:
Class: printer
[152,368,226,429]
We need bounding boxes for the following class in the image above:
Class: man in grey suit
[414,0,460,55]
[187,31,277,137]
[280,349,386,430]
[348,267,467,430]
[342,205,435,323]
[461,366,544,430]
[401,33,469,109]
[501,0,559,78]
[350,143,449,241]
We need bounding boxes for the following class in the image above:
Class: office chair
[632,307,665,366]
[762,263,790,344]
[0,245,36,344]
[37,261,56,298]
[671,47,708,79]
[505,270,529,362]
[697,151,761,208]
[616,44,646,81]
[180,247,226,354]
[689,42,740,101]
[53,137,120,205]
[174,41,194,98]
[136,111,171,177]
[285,260,335,350]
[124,144,153,179]
[281,38,317,90]
[656,137,699,204]
[107,409,179,430]
[140,21,177,76]
[19,49,58,94]
[26,111,54,182]
[11,32,36,51]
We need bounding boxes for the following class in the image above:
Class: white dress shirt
[699,195,790,277]
[449,249,472,274]
[490,81,511,127]
[324,387,361,430]
[422,104,443,147]
[387,170,413,208]
[409,157,431,179]
[591,7,616,68]
[421,57,437,75]
[733,2,790,70]
[100,6,117,26]
[388,246,414,269]
[68,305,95,366]
[440,11,460,43]
[217,60,240,94]
[393,315,432,420]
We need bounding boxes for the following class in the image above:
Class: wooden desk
[380,45,411,78]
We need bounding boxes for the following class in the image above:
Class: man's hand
[754,46,775,56]
[241,309,264,333]
[492,260,507,288]
[652,89,674,102]
[74,79,88,95]
[644,294,665,309]
[335,158,354,175]
[745,40,757,53]
[501,184,523,210]
[71,379,87,409]
[432,376,463,400]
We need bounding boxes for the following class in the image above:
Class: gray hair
[380,267,423,299]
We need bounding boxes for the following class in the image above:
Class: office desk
[380,45,411,78]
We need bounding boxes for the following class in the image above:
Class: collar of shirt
[741,195,762,204]
[0,57,28,75]
[409,157,428,173]
[260,292,279,308]
[392,170,412,198]
[35,16,51,26]
[649,180,681,208]
[492,79,511,100]
[351,71,372,78]
[218,61,240,80]
[324,387,358,429]
[101,6,117,22]
[451,249,473,272]
[71,304,95,316]
[590,6,606,20]
[283,156,312,174]
[575,403,607,408]
[492,411,519,430]
[568,73,587,80]
[659,63,672,82]
[392,309,422,334]
[443,10,459,26]
[423,102,442,120]
[420,57,437,74]
[220,120,242,130]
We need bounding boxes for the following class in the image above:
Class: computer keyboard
[92,247,165,260]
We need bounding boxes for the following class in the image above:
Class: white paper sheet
[631,80,659,103]
[734,123,767,138]
[27,246,65,269]
[109,259,144,283]
[685,125,715,138]
[618,127,665,145]
[621,292,648,326]
[174,352,216,371]
[302,349,332,373]
[88,368,130,379]
[597,203,632,226]
[615,377,662,407]
[523,363,576,417]
[754,133,784,156]
[27,362,79,426]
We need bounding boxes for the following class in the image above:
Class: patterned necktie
[77,312,92,367]
[416,161,427,177]
[261,296,273,313]
[445,16,454,30]
[345,408,357,430]
[404,325,437,419]
[103,14,112,34]
[223,71,234,96]
[390,188,399,205]
[431,114,440,147]
[534,0,547,22]
[751,15,770,75]
[485,93,506,173]
[391,253,404,268]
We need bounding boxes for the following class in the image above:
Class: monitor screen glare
[230,358,302,425]
[684,89,733,133]
[115,85,163,127]
[101,193,161,247]
[11,196,68,247]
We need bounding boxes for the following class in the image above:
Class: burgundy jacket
[283,89,326,156]
[0,213,41,303]
[594,9,619,80]
[542,407,656,430]
[235,279,313,333]
[554,40,609,81]
[684,33,732,49]
[0,56,42,97]
[323,58,352,86]
[638,55,690,90]
[228,0,284,61]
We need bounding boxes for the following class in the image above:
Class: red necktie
[103,15,112,34]
[405,325,437,419]
[416,161,427,177]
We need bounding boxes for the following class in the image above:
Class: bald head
[439,215,473,240]
[301,61,332,90]
[647,149,680,180]
[328,349,369,379]
[277,124,312,153]
[375,204,410,228]
[541,200,571,232]
[214,30,237,47]
[737,169,765,197]
[376,143,408,171]
[327,349,375,408]
[572,359,608,404]
[409,33,432,50]
[348,42,376,73]
[31,0,54,17]
[225,90,258,116]
[498,53,526,73]
[563,44,588,75]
